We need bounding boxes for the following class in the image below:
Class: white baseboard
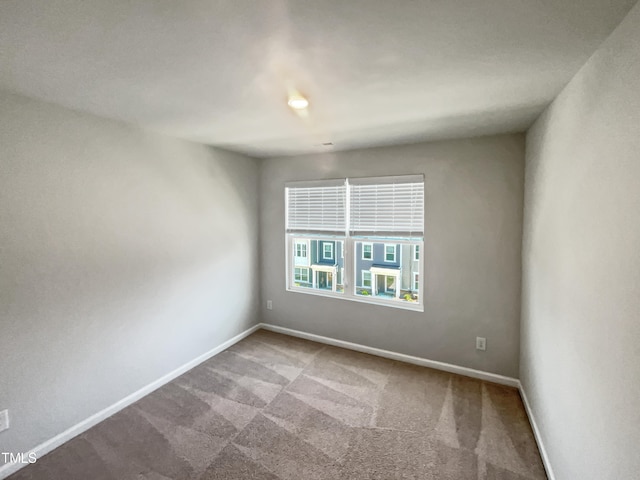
[518,383,556,480]
[258,323,520,388]
[0,324,261,480]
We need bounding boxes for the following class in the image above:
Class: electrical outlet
[266,300,273,310]
[476,337,486,351]
[0,409,9,433]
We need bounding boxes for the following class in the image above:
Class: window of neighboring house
[285,175,424,311]
[362,271,372,288]
[323,242,334,260]
[384,244,396,262]
[294,267,310,283]
[295,241,308,259]
[413,272,419,292]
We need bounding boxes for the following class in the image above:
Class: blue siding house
[293,239,344,292]
[355,242,419,299]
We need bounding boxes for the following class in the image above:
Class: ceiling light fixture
[287,92,309,110]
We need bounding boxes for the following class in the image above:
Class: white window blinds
[286,180,346,235]
[349,175,424,238]
[286,175,424,238]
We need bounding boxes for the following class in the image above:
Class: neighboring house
[293,239,418,298]
[355,242,419,299]
[293,239,344,292]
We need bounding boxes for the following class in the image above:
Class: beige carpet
[9,330,546,480]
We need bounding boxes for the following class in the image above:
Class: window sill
[286,287,424,312]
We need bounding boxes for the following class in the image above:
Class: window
[294,267,310,283]
[286,175,424,310]
[384,244,396,262]
[289,238,345,292]
[295,241,307,258]
[362,243,373,260]
[323,242,334,260]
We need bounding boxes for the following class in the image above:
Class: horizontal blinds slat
[286,184,346,234]
[349,181,424,237]
[348,174,424,186]
[285,178,346,188]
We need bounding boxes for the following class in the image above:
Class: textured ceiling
[0,0,635,157]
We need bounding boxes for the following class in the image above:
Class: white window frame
[362,270,372,288]
[362,242,373,260]
[285,176,424,312]
[384,244,397,263]
[295,240,308,259]
[294,267,310,283]
[322,242,334,260]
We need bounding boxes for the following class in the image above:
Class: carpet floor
[9,330,546,480]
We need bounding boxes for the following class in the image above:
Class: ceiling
[0,0,635,157]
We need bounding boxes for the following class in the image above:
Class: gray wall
[0,91,260,460]
[521,3,640,479]
[260,135,525,377]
